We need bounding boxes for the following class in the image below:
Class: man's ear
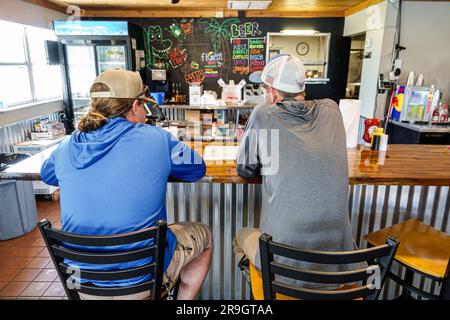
[269,87,277,103]
[131,99,140,115]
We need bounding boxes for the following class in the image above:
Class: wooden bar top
[1,141,449,186]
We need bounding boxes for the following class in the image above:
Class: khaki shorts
[232,228,260,266]
[163,221,211,288]
[79,221,211,300]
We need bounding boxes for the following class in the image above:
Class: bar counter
[1,142,450,186]
[1,141,449,300]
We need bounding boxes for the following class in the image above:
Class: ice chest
[0,180,37,240]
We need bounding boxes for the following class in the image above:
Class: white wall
[344,0,399,118]
[344,1,389,36]
[398,1,450,104]
[270,35,322,61]
[0,0,67,30]
[269,35,328,77]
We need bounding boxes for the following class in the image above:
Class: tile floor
[0,199,67,300]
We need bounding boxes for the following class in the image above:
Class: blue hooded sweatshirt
[40,117,206,287]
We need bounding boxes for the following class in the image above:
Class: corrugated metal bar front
[167,183,449,300]
[166,182,261,300]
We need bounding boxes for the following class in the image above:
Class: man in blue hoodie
[40,69,212,300]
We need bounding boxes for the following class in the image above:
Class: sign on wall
[142,18,267,92]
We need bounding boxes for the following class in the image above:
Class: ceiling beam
[80,9,347,19]
[246,10,345,18]
[22,0,69,14]
[26,0,450,19]
[80,8,238,18]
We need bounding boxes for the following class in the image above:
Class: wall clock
[296,42,309,56]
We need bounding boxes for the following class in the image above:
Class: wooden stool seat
[248,261,361,300]
[364,219,450,279]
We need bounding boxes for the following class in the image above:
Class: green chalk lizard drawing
[144,25,173,69]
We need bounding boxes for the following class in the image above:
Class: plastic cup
[150,92,165,105]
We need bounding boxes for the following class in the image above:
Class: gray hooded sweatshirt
[237,98,359,288]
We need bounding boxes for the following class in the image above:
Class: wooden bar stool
[365,219,450,300]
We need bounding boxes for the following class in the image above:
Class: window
[0,20,62,108]
[267,33,331,84]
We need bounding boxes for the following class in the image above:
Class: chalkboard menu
[141,18,267,93]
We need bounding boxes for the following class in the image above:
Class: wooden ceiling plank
[344,0,385,17]
[22,0,69,14]
[246,10,346,18]
[269,0,364,11]
[81,9,239,18]
[50,0,229,9]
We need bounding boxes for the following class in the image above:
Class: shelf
[160,103,257,110]
[97,61,126,65]
[305,78,330,84]
[182,136,239,142]
[303,61,326,66]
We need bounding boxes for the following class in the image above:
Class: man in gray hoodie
[234,54,358,289]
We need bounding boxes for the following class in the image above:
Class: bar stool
[364,219,450,300]
[246,233,399,300]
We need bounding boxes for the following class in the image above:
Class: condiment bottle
[432,103,441,122]
[211,122,218,137]
[440,103,449,122]
[363,118,381,146]
[371,127,384,151]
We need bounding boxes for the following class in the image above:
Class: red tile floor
[0,199,67,299]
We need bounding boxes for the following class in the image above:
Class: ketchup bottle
[363,119,381,146]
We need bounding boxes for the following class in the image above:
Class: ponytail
[77,110,108,132]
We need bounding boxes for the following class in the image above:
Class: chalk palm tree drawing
[198,18,239,81]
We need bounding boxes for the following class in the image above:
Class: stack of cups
[379,133,388,151]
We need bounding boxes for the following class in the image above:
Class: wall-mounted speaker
[45,40,60,65]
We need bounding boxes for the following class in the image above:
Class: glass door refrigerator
[96,45,127,73]
[54,21,146,133]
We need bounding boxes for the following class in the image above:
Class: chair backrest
[38,219,167,300]
[259,234,399,300]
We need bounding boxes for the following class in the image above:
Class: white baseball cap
[249,54,306,94]
[90,69,148,99]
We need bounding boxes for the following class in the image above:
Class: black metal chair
[259,234,400,300]
[38,219,167,300]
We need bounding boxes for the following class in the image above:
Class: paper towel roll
[339,99,361,149]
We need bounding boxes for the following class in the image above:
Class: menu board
[232,37,266,75]
[232,38,249,75]
[140,18,267,93]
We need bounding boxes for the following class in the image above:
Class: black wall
[104,17,350,103]
[262,18,350,103]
